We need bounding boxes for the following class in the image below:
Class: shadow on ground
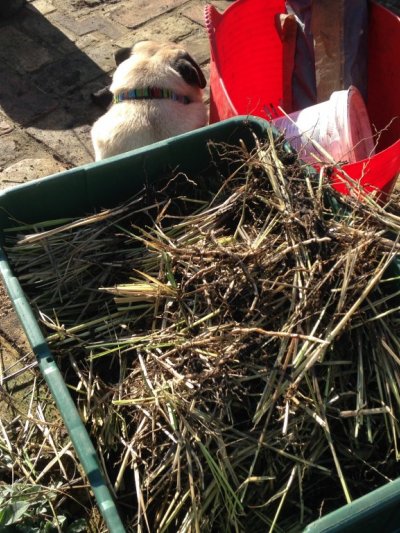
[0,4,111,130]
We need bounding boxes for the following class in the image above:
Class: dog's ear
[114,47,132,66]
[173,53,206,89]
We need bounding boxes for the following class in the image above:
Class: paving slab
[0,136,19,170]
[0,67,59,126]
[31,46,113,97]
[180,32,211,65]
[0,157,66,189]
[0,120,14,136]
[0,26,53,73]
[27,123,94,167]
[30,0,57,15]
[115,13,200,46]
[181,0,231,26]
[19,5,79,51]
[109,0,189,29]
[0,129,53,172]
[51,10,125,39]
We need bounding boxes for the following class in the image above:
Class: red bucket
[205,0,400,197]
[205,0,286,123]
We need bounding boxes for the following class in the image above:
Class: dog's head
[110,41,206,102]
[91,41,206,109]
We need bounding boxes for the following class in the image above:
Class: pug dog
[90,41,208,161]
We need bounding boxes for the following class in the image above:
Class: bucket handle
[204,4,223,57]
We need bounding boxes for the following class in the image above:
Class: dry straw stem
[0,381,98,529]
[4,131,400,531]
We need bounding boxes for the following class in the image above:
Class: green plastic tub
[0,116,399,532]
[0,116,270,532]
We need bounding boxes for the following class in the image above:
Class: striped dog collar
[113,87,190,105]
